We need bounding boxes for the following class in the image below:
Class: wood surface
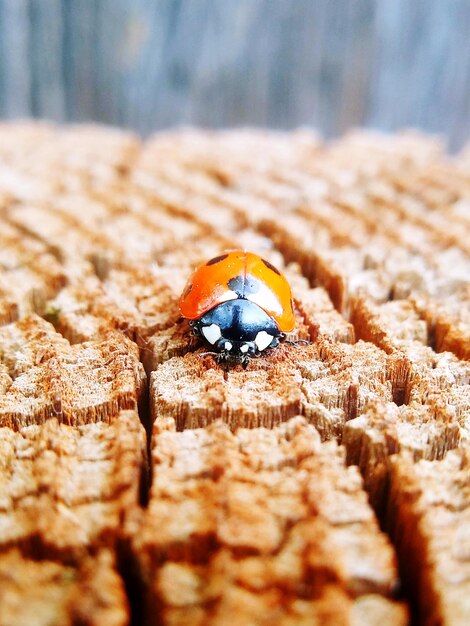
[0,0,469,149]
[0,120,469,625]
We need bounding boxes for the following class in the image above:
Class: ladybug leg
[280,330,310,346]
[189,320,202,338]
[216,352,232,369]
[265,333,286,351]
[268,336,281,349]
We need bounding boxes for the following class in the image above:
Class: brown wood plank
[0,316,146,429]
[131,416,407,626]
[0,549,128,626]
[0,410,146,559]
[0,122,469,624]
[388,449,470,626]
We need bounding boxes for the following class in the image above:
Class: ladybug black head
[191,299,282,363]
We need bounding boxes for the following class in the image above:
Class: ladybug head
[191,299,282,364]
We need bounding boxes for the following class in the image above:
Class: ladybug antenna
[284,338,310,346]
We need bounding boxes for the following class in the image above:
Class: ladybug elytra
[178,250,295,364]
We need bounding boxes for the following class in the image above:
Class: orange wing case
[178,251,295,332]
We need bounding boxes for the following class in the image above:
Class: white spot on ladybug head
[240,344,249,354]
[255,331,273,352]
[202,324,221,345]
[224,341,233,351]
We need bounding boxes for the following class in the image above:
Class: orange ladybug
[179,250,295,364]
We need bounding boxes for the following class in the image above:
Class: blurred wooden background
[0,0,469,149]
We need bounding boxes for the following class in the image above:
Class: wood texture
[0,410,146,558]
[0,121,469,624]
[0,1,469,149]
[0,550,129,626]
[131,417,407,625]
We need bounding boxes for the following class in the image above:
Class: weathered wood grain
[0,0,469,148]
[0,549,129,626]
[0,410,146,559]
[0,316,146,429]
[388,450,470,626]
[131,416,407,625]
[0,121,469,624]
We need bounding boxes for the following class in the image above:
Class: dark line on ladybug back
[183,283,193,298]
[261,258,281,275]
[206,253,229,266]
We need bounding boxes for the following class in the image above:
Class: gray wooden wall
[0,0,469,149]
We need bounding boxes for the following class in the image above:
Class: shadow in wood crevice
[117,549,148,626]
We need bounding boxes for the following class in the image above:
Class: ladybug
[178,250,295,365]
